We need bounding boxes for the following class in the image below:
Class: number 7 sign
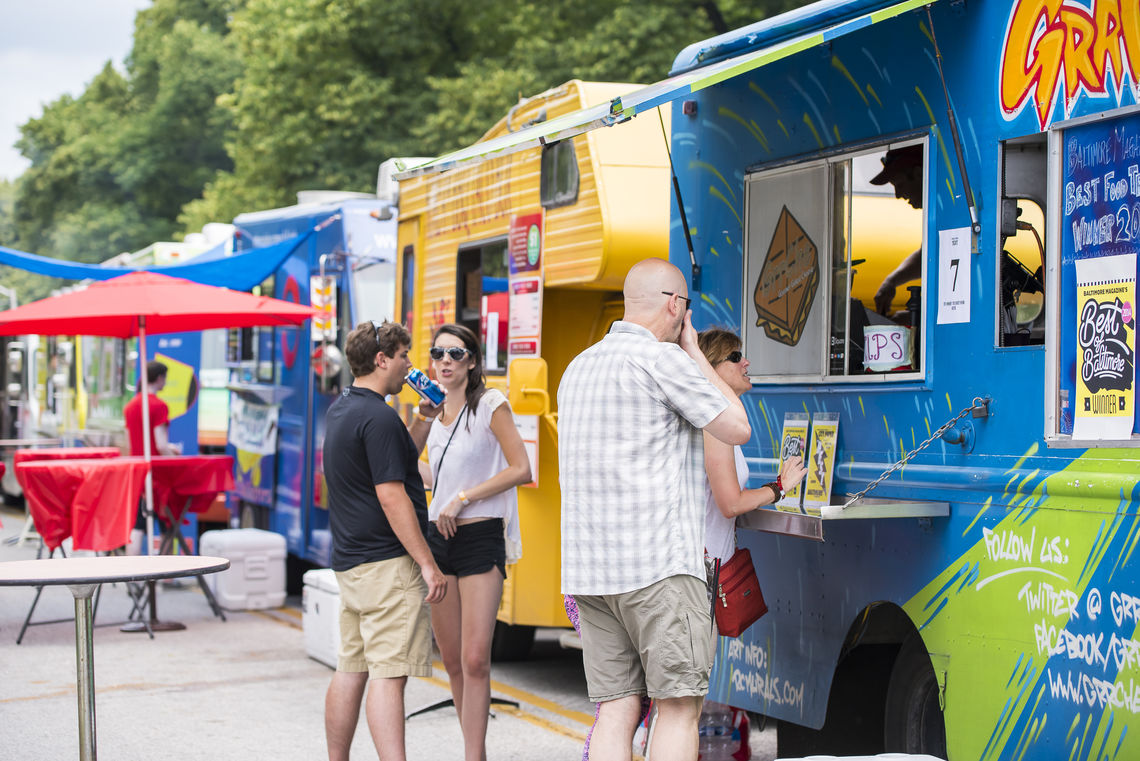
[938,227,972,324]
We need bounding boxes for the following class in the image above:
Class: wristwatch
[458,490,471,507]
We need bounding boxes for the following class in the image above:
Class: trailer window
[400,245,415,332]
[456,239,510,373]
[744,141,926,381]
[540,141,579,208]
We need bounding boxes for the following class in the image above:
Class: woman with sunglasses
[697,329,806,566]
[422,323,531,761]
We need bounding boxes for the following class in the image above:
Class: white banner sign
[228,395,279,455]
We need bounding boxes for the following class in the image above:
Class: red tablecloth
[150,455,235,525]
[12,447,121,491]
[16,458,149,552]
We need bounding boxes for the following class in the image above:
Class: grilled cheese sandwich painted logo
[753,206,819,346]
[1000,0,1140,129]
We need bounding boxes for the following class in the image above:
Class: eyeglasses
[726,350,744,364]
[430,346,471,361]
[661,291,693,308]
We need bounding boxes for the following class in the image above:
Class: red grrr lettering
[1000,0,1140,129]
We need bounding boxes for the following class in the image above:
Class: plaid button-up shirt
[558,321,729,595]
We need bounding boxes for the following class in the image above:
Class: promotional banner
[802,412,839,515]
[310,276,336,341]
[228,396,279,455]
[1058,110,1140,438]
[776,412,809,512]
[507,212,544,364]
[1072,253,1136,440]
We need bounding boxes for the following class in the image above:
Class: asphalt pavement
[0,504,778,760]
[0,505,592,760]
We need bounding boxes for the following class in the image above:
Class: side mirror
[1000,197,1021,239]
[508,357,549,416]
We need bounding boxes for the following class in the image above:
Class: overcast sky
[0,0,151,181]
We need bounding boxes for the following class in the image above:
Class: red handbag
[712,547,768,637]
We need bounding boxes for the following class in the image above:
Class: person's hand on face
[679,310,700,354]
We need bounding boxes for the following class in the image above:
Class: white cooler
[302,568,341,668]
[199,528,287,610]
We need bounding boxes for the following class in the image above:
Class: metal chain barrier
[842,395,991,509]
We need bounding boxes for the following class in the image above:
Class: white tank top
[426,388,517,525]
[704,445,749,562]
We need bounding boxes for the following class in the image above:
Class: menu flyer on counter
[802,412,839,515]
[776,412,809,512]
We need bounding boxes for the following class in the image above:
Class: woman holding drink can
[421,323,531,761]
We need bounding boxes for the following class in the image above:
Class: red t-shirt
[124,392,171,456]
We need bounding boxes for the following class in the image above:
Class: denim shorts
[427,518,506,578]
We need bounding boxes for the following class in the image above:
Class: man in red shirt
[123,361,181,457]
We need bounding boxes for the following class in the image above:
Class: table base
[120,619,185,632]
[118,579,189,633]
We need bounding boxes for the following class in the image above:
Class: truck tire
[490,621,535,662]
[884,634,946,757]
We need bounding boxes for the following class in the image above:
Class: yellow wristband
[413,412,430,424]
[458,490,471,507]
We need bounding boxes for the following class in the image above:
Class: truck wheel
[490,622,535,662]
[884,634,946,756]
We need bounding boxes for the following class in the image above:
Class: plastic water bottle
[698,702,734,760]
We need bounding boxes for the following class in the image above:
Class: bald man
[558,258,750,761]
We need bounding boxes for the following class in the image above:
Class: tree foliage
[9,0,240,279]
[11,0,804,283]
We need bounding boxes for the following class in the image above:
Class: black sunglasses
[725,350,744,364]
[430,346,471,361]
[661,290,693,308]
[371,320,383,351]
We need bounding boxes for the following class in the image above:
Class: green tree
[182,0,513,230]
[12,0,241,265]
[417,0,801,153]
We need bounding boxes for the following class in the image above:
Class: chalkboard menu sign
[1058,110,1140,439]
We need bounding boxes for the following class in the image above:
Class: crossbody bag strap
[431,406,469,487]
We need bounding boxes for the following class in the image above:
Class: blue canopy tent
[0,230,312,291]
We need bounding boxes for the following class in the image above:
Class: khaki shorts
[575,574,713,702]
[335,555,432,679]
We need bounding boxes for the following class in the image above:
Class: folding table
[14,457,149,642]
[0,555,229,761]
[11,447,122,547]
[120,454,235,631]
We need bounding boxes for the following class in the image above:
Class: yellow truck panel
[397,80,671,634]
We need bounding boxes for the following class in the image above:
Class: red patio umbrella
[0,271,315,551]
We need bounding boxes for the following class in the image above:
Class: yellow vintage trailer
[396,80,671,656]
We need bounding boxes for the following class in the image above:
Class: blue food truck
[667,1,1140,757]
[225,189,399,570]
[400,0,1140,757]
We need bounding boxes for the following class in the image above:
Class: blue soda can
[406,368,445,406]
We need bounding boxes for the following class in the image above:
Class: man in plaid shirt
[559,257,751,761]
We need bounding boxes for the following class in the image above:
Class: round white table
[0,555,230,761]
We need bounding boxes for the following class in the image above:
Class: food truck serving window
[743,140,927,382]
[456,239,510,374]
[1046,107,1140,446]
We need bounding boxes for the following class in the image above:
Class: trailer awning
[395,0,929,179]
[0,230,311,292]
